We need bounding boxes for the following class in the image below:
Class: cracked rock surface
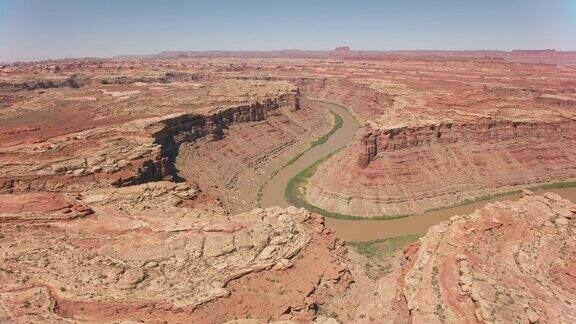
[336,192,576,323]
[0,182,351,322]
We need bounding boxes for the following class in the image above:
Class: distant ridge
[113,49,576,65]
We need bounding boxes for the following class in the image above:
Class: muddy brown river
[326,187,576,241]
[259,100,361,208]
[260,100,576,242]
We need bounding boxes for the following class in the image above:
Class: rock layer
[322,192,576,322]
[175,97,332,213]
[308,116,576,216]
[2,54,576,323]
[0,182,351,323]
[303,57,576,217]
[400,192,576,323]
[0,75,331,213]
[298,78,394,122]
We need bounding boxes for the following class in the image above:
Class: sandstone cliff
[298,77,394,122]
[307,116,576,216]
[2,54,576,323]
[175,96,332,213]
[291,55,576,218]
[0,83,331,213]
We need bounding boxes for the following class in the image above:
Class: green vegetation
[278,100,418,219]
[347,234,424,278]
[256,103,343,207]
[348,241,381,259]
[424,192,514,212]
[311,111,343,146]
[534,180,576,190]
[283,109,343,167]
[283,147,415,220]
[348,234,424,260]
[287,166,576,220]
[261,96,576,220]
[426,180,576,212]
[278,110,342,169]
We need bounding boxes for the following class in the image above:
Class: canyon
[303,59,576,218]
[0,50,575,322]
[308,116,576,217]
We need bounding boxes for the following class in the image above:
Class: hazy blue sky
[1,0,575,61]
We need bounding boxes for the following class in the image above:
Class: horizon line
[3,48,576,64]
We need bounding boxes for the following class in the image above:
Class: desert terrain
[1,50,575,322]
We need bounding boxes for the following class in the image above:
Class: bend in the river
[259,99,576,242]
[259,100,360,209]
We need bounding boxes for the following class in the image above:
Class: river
[259,100,361,208]
[259,100,576,242]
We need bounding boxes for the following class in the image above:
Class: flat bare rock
[0,182,350,322]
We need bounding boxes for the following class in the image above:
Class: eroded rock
[342,193,576,323]
[0,182,349,322]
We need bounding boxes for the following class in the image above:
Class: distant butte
[333,46,351,54]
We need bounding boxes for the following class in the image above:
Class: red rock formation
[0,77,321,212]
[395,192,575,322]
[308,116,576,216]
[333,47,351,55]
[302,56,576,217]
[322,192,576,322]
[0,192,93,222]
[298,78,394,122]
[1,54,576,323]
[0,183,351,322]
[175,98,331,212]
[115,94,303,188]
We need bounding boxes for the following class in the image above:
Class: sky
[0,0,575,61]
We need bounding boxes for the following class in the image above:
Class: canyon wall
[117,94,301,187]
[175,96,333,213]
[394,192,576,323]
[307,116,576,216]
[297,78,394,122]
[2,55,576,323]
[0,88,333,214]
[299,66,576,217]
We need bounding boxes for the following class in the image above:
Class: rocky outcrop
[293,52,576,218]
[357,117,576,168]
[0,192,93,222]
[333,47,352,55]
[0,91,308,196]
[319,192,576,322]
[3,52,576,323]
[0,182,351,322]
[2,188,574,322]
[113,96,295,187]
[391,192,575,322]
[0,75,86,91]
[357,131,378,168]
[99,71,202,85]
[308,116,576,216]
[148,95,293,144]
